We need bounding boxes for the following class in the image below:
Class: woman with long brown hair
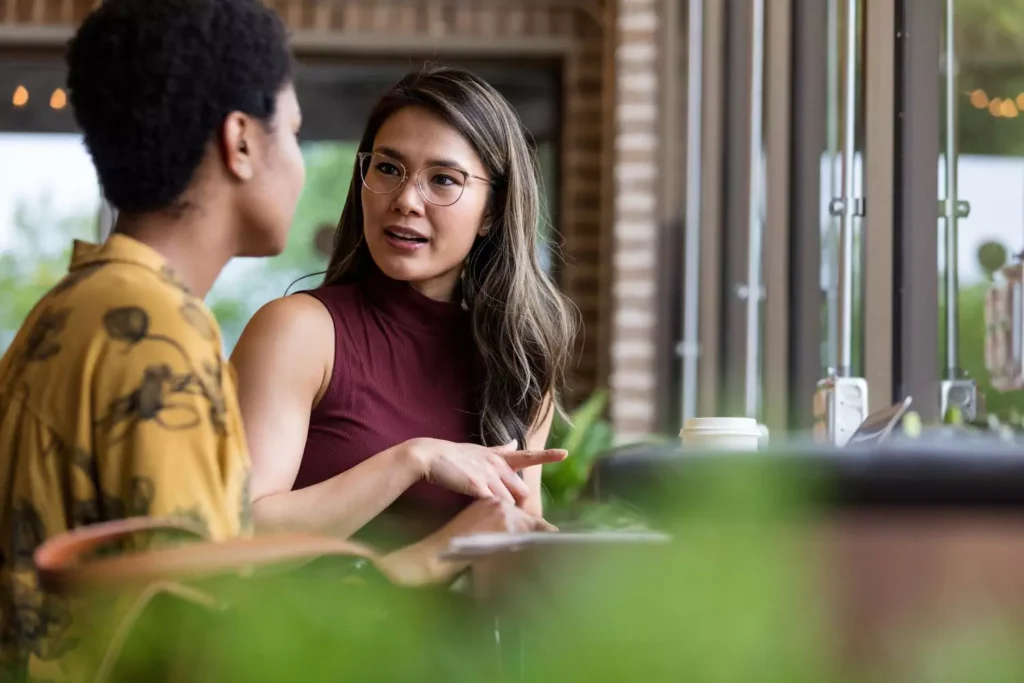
[230,65,578,585]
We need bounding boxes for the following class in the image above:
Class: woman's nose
[390,174,425,215]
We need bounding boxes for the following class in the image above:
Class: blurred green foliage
[542,390,614,508]
[943,282,1024,421]
[72,456,1024,683]
[957,0,1024,156]
[977,241,1009,280]
[0,192,97,350]
[205,142,355,347]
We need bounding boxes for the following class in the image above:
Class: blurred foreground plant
[75,457,1024,683]
[899,405,1024,442]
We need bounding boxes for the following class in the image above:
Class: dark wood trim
[594,0,616,402]
[893,0,941,420]
[654,0,685,434]
[0,51,564,141]
[0,23,578,53]
[788,0,828,429]
[292,31,575,56]
[720,0,754,416]
[0,26,71,47]
[762,0,793,431]
[863,0,897,413]
[697,0,726,417]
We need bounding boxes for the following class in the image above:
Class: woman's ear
[479,188,503,238]
[221,111,262,182]
[478,207,495,237]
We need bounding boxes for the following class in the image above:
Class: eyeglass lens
[359,154,467,207]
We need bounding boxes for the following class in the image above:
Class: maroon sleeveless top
[295,266,481,548]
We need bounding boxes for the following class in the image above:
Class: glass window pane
[820,0,866,378]
[536,141,557,273]
[0,133,101,352]
[207,141,353,351]
[948,0,1024,421]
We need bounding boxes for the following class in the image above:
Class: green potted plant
[542,390,614,508]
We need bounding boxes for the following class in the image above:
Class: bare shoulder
[243,293,334,341]
[231,294,336,396]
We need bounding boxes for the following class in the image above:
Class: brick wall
[610,0,663,442]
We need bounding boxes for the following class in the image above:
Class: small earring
[480,227,490,236]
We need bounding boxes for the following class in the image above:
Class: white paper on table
[441,531,671,560]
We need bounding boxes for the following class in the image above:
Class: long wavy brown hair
[322,65,578,448]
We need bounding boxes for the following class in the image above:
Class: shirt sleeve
[88,300,250,542]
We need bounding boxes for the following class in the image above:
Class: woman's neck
[114,211,235,299]
[407,265,464,304]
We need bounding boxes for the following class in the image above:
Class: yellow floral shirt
[0,235,251,680]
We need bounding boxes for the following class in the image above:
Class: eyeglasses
[357,151,492,207]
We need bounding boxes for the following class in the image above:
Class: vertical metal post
[680,0,704,423]
[943,0,959,378]
[825,0,841,372]
[743,0,766,418]
[815,0,868,446]
[837,0,858,377]
[938,0,978,420]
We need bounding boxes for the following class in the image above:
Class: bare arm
[382,397,560,585]
[231,295,424,538]
[521,395,556,517]
[231,296,565,539]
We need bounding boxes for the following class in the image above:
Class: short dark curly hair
[67,0,293,213]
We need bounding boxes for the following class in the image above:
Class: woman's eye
[431,173,461,187]
[376,162,401,176]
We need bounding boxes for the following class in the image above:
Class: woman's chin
[371,254,425,283]
[368,244,458,286]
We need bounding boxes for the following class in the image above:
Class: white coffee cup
[679,417,768,451]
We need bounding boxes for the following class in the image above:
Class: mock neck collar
[359,264,468,336]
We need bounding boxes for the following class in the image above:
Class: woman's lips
[383,227,429,251]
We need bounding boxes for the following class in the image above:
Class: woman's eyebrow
[374,146,470,174]
[373,145,405,161]
[426,157,468,173]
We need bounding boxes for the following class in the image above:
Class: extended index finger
[531,517,559,533]
[500,448,568,470]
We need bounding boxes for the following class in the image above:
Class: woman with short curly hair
[0,0,301,676]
